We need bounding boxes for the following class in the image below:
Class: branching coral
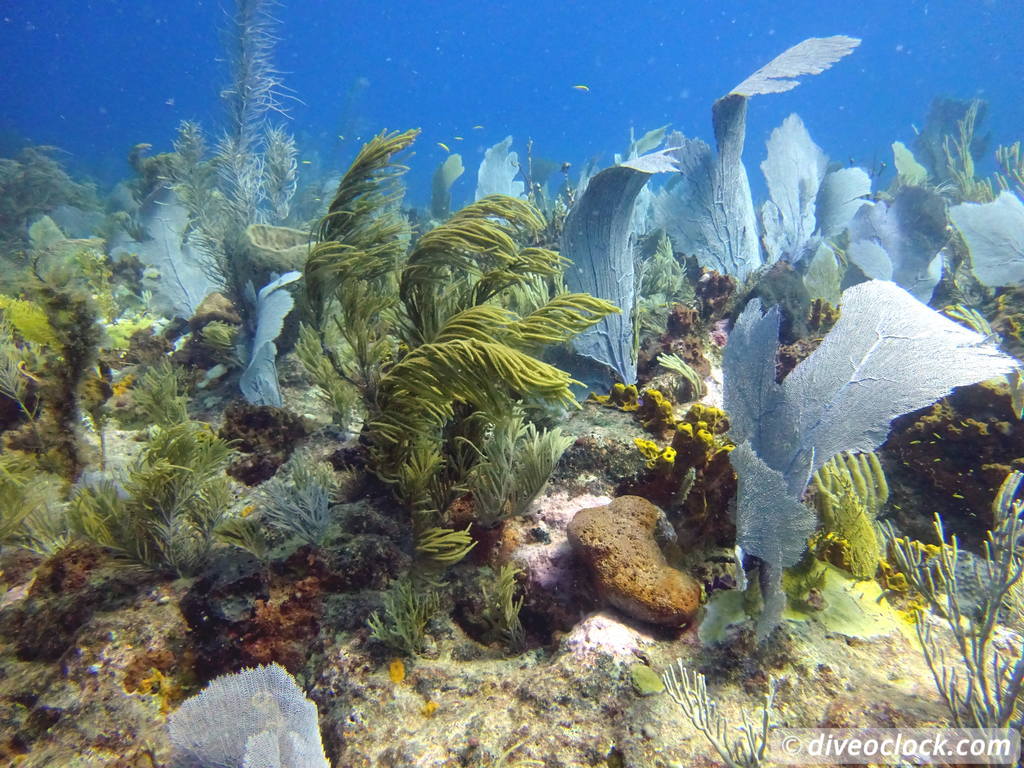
[215,0,296,231]
[995,141,1024,198]
[301,129,417,422]
[661,663,776,768]
[415,525,476,566]
[131,360,190,428]
[258,453,338,547]
[0,453,68,554]
[480,563,525,650]
[942,101,995,203]
[367,576,441,656]
[885,471,1024,732]
[635,232,691,342]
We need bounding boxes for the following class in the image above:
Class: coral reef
[121,328,173,368]
[178,550,271,675]
[0,543,144,662]
[883,381,1024,546]
[3,27,1024,766]
[623,402,737,551]
[1,278,105,478]
[218,401,307,485]
[992,286,1024,359]
[0,147,97,249]
[744,260,811,344]
[694,269,737,322]
[636,304,711,390]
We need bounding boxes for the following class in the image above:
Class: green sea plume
[302,130,614,520]
[70,419,232,576]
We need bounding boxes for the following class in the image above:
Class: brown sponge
[567,495,701,627]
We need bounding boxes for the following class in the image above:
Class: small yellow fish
[301,160,312,165]
[337,135,345,140]
[573,84,590,92]
[437,141,450,152]
[471,125,484,130]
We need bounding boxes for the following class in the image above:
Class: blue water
[1,0,1022,204]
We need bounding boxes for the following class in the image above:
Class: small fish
[437,141,450,152]
[572,84,590,92]
[165,97,175,106]
[337,135,345,141]
[453,136,464,141]
[301,160,312,165]
[471,125,484,130]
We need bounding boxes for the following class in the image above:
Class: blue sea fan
[724,279,1019,637]
[240,270,302,407]
[950,191,1024,288]
[167,663,328,768]
[561,149,679,385]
